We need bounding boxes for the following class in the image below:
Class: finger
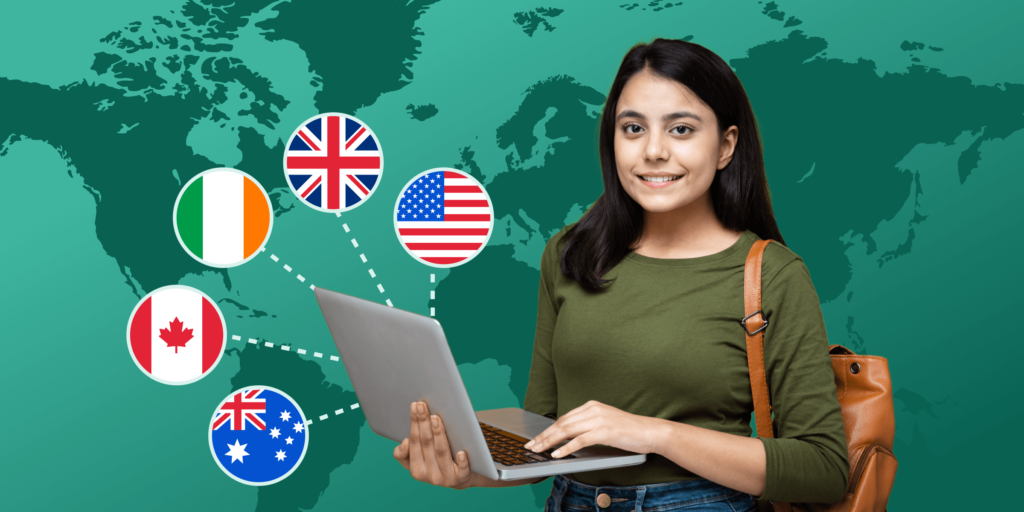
[408,402,426,472]
[415,402,442,476]
[454,449,471,482]
[526,404,601,450]
[551,432,594,458]
[430,414,458,481]
[528,416,596,453]
[393,438,411,470]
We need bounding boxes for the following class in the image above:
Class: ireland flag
[174,168,273,268]
[127,285,226,385]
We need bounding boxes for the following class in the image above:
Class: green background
[1,0,1019,509]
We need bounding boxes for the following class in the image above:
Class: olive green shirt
[523,224,850,503]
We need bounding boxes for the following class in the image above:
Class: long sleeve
[753,257,850,503]
[522,229,563,421]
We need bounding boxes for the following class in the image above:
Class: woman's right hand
[393,401,475,489]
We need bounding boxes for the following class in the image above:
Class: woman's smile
[637,173,684,188]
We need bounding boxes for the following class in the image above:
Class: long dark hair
[560,37,785,293]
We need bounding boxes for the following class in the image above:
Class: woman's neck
[632,191,743,259]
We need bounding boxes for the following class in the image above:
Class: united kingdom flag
[213,388,267,431]
[284,113,383,212]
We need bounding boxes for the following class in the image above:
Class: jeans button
[596,493,611,509]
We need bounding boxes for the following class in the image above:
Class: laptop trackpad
[475,408,555,439]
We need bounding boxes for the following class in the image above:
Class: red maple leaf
[159,317,194,354]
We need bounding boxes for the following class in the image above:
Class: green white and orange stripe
[174,168,272,267]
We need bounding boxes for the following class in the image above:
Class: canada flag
[127,285,226,385]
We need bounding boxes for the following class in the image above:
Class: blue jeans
[544,474,759,512]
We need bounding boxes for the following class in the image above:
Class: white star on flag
[226,439,249,464]
[269,427,280,439]
[275,450,287,461]
[293,421,305,433]
[280,410,291,421]
[286,437,294,445]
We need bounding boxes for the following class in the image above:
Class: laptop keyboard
[479,421,576,466]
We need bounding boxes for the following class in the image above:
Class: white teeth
[639,175,681,183]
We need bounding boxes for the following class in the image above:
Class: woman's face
[613,68,738,215]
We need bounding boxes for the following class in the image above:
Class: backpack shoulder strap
[743,239,774,439]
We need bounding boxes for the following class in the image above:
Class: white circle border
[208,385,310,486]
[281,112,385,214]
[392,167,495,269]
[172,167,274,269]
[124,284,228,386]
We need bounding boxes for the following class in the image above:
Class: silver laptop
[313,286,646,481]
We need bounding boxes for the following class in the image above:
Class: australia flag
[209,386,308,486]
[284,112,383,213]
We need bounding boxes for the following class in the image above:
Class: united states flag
[284,113,382,212]
[394,169,493,267]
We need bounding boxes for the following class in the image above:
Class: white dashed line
[351,238,359,248]
[386,299,393,307]
[269,251,318,290]
[335,212,341,218]
[233,334,342,369]
[351,403,360,410]
[335,409,345,415]
[430,275,437,318]
[368,269,376,278]
[305,419,313,425]
[319,414,329,421]
[360,254,367,263]
[343,223,350,233]
[377,283,385,293]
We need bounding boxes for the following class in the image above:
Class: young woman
[393,38,849,511]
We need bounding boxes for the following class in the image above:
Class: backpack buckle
[740,310,768,336]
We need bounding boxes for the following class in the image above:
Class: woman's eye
[672,125,692,135]
[623,123,643,134]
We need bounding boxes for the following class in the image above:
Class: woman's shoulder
[750,232,811,292]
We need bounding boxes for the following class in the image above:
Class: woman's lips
[637,174,682,188]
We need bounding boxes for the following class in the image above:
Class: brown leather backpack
[742,240,898,512]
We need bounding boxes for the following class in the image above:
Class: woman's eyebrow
[616,110,702,122]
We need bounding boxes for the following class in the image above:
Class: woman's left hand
[524,400,664,458]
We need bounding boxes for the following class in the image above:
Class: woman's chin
[633,197,692,214]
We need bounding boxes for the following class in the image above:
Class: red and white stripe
[397,170,492,266]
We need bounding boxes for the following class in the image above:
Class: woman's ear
[717,125,739,170]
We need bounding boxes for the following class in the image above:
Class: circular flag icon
[394,168,494,268]
[173,168,273,268]
[126,285,226,385]
[283,112,383,213]
[210,386,309,486]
